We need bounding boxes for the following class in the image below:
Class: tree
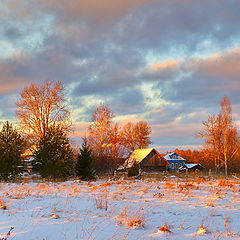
[0,121,25,180]
[88,103,115,171]
[198,96,239,175]
[219,96,239,175]
[34,125,73,179]
[121,121,152,152]
[88,103,114,152]
[109,123,126,160]
[198,114,222,171]
[76,138,96,180]
[16,80,70,141]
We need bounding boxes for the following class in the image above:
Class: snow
[185,164,199,168]
[0,178,240,239]
[163,152,185,161]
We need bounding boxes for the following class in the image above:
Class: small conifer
[34,125,73,179]
[76,138,96,180]
[0,121,25,180]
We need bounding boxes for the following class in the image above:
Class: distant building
[179,163,205,172]
[117,148,169,171]
[20,145,37,173]
[163,152,186,170]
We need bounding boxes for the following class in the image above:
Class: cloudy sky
[1,0,240,150]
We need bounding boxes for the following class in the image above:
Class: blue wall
[167,160,186,170]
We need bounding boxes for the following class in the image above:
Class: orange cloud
[151,59,179,71]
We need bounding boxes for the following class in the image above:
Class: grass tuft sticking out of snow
[158,225,172,234]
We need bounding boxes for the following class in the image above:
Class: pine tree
[0,121,25,180]
[34,125,73,179]
[76,139,96,180]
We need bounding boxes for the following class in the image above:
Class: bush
[128,161,140,177]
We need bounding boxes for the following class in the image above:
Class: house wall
[140,150,168,170]
[168,160,186,170]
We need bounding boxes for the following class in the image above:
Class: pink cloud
[189,47,240,90]
[0,66,27,94]
[42,0,151,23]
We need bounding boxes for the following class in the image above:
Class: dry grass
[94,194,108,211]
[206,199,215,207]
[164,182,176,190]
[196,225,209,235]
[116,207,145,229]
[50,213,60,219]
[0,199,7,210]
[153,193,165,198]
[0,227,14,240]
[158,225,172,233]
[195,177,207,184]
[218,179,234,188]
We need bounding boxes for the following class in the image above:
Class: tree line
[0,80,239,180]
[0,81,151,180]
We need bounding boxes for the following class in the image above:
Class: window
[175,163,178,169]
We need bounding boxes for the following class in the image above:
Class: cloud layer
[1,0,240,148]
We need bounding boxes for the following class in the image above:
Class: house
[117,148,169,171]
[163,152,186,170]
[20,145,37,173]
[179,163,205,172]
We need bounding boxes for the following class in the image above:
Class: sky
[0,0,240,151]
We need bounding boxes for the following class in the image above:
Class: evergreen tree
[76,139,96,180]
[34,125,73,179]
[0,121,25,180]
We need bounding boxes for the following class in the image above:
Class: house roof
[117,148,157,170]
[21,145,37,157]
[163,152,185,161]
[179,163,204,170]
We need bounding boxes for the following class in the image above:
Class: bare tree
[16,80,70,140]
[108,123,127,166]
[219,96,239,176]
[198,96,239,175]
[88,103,116,171]
[198,114,222,171]
[88,103,114,154]
[121,120,152,152]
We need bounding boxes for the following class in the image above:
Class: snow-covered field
[0,177,240,240]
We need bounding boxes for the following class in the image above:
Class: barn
[117,148,169,171]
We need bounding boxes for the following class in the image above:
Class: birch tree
[198,96,239,175]
[219,96,239,176]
